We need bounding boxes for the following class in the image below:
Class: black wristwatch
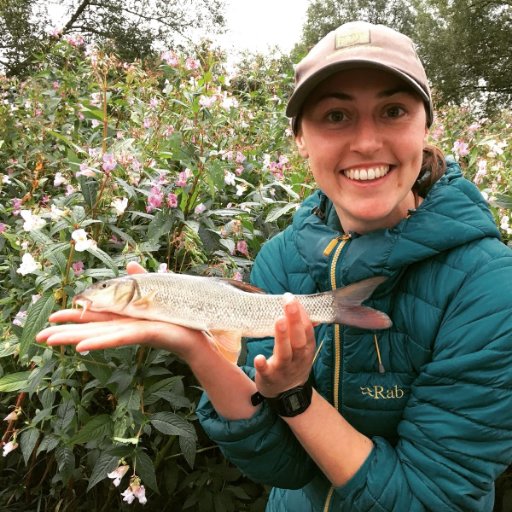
[251,379,313,417]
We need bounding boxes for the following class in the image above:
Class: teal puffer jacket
[197,161,512,511]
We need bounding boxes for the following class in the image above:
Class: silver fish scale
[130,273,336,337]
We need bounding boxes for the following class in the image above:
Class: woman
[38,21,512,511]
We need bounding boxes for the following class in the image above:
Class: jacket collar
[292,160,500,290]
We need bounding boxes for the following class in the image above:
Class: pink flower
[3,410,19,422]
[72,261,84,276]
[185,57,200,70]
[236,240,249,257]
[121,476,147,505]
[452,140,470,158]
[176,169,192,187]
[161,50,179,67]
[147,186,164,212]
[167,193,178,208]
[0,223,7,233]
[102,153,117,173]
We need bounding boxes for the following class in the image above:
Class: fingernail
[283,292,295,305]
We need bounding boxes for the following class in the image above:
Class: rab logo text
[360,385,407,400]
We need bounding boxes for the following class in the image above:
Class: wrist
[251,377,313,417]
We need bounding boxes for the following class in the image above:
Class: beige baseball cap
[287,21,433,131]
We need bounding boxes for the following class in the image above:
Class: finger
[127,261,146,275]
[283,296,309,351]
[47,309,125,324]
[273,316,292,362]
[41,320,134,345]
[75,331,143,352]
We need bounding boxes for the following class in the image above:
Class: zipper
[322,234,350,512]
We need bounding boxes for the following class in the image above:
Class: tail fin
[332,276,392,330]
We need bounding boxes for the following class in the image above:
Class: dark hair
[413,145,447,198]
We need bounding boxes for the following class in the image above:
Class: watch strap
[250,378,313,417]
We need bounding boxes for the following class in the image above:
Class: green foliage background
[0,31,511,512]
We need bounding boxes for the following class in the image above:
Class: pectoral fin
[132,291,157,309]
[209,329,242,364]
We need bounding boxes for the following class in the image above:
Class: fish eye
[101,283,107,288]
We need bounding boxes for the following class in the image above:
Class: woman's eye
[385,106,405,118]
[326,110,346,123]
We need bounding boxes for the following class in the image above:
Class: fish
[72,273,392,363]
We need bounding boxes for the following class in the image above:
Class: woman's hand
[36,262,210,361]
[254,294,316,397]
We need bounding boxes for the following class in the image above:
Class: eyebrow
[314,86,417,103]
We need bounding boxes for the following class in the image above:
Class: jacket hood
[292,160,501,290]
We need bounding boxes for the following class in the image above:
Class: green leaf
[71,414,113,445]
[265,202,298,223]
[19,293,56,359]
[148,210,175,241]
[0,371,32,392]
[150,412,196,438]
[20,428,40,465]
[87,453,119,492]
[491,193,512,210]
[82,352,112,385]
[56,445,75,482]
[179,433,197,469]
[78,175,99,209]
[85,246,119,275]
[134,449,159,492]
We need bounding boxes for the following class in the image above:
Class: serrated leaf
[491,193,512,210]
[37,434,60,455]
[148,210,174,241]
[149,412,195,438]
[19,293,56,358]
[20,428,39,465]
[134,449,158,493]
[85,246,118,275]
[0,371,32,392]
[179,433,197,469]
[87,453,119,491]
[56,445,75,482]
[81,352,112,385]
[265,202,298,223]
[78,175,99,209]
[71,414,113,445]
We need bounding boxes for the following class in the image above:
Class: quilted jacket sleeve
[197,229,319,488]
[333,252,512,511]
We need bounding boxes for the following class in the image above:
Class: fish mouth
[342,165,392,181]
[72,296,92,316]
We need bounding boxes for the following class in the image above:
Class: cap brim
[286,60,432,122]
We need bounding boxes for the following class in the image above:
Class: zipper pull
[323,234,350,257]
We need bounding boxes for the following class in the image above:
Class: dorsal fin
[218,278,266,294]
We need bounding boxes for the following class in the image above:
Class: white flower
[13,309,27,326]
[20,210,46,231]
[71,229,96,252]
[235,184,247,196]
[50,204,66,220]
[54,172,68,187]
[132,484,147,505]
[111,197,128,216]
[107,464,129,487]
[17,253,41,276]
[2,441,18,457]
[3,411,18,422]
[194,203,206,214]
[158,263,168,273]
[121,487,135,504]
[2,174,11,184]
[224,171,236,186]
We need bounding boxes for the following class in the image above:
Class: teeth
[344,166,390,181]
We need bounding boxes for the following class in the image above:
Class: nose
[349,116,383,155]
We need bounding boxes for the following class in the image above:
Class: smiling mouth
[343,165,391,181]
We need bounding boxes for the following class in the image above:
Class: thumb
[254,354,269,374]
[127,261,147,275]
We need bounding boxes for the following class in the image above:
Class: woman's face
[295,68,428,234]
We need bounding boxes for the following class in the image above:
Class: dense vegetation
[0,21,511,512]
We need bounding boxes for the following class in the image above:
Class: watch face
[288,393,303,412]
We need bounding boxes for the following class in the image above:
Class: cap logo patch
[335,28,371,50]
